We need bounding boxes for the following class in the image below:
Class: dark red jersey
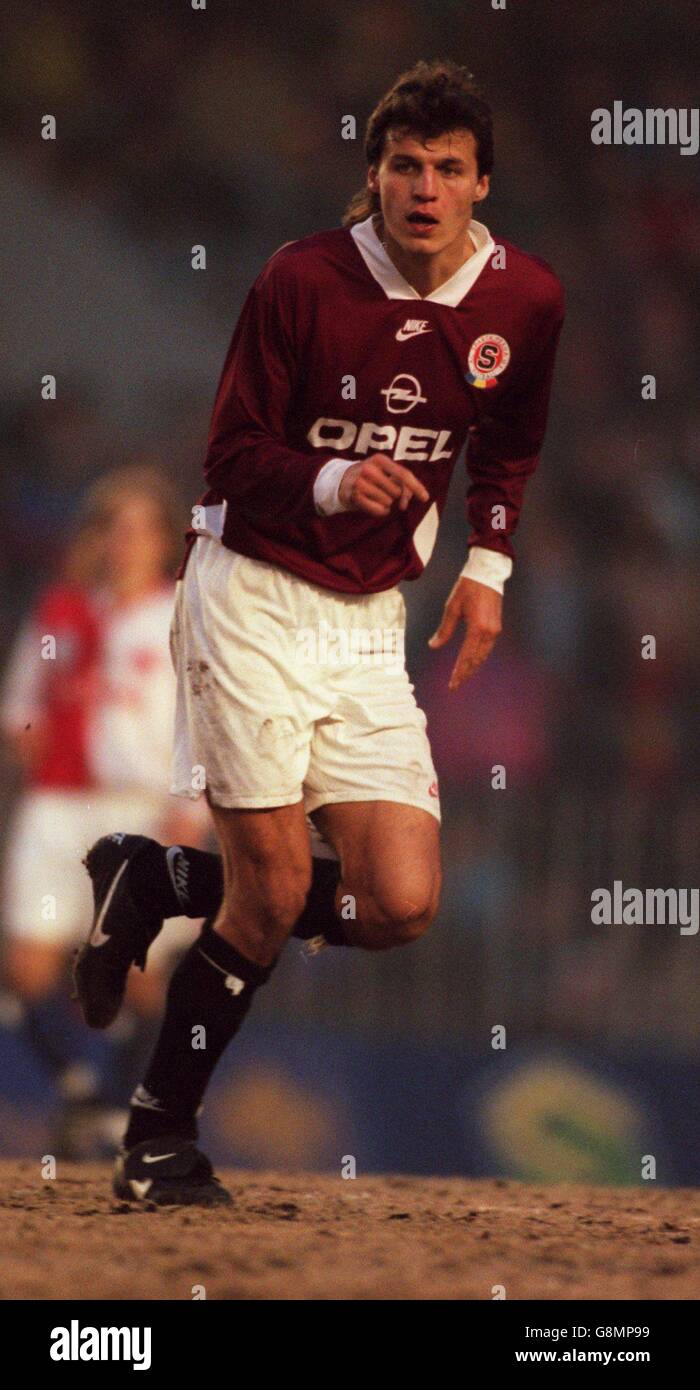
[182,215,564,594]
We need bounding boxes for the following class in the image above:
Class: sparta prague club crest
[465,334,511,390]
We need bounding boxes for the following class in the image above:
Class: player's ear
[367,165,380,193]
[473,174,490,203]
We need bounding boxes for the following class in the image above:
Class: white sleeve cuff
[313,458,354,516]
[459,546,513,595]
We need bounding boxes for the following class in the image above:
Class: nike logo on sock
[130,1083,167,1112]
[165,845,190,908]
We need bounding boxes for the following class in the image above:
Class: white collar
[350,213,495,306]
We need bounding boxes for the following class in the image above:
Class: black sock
[293,856,348,945]
[124,919,274,1148]
[129,842,222,920]
[131,842,350,946]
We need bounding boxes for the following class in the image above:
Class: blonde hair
[63,464,185,587]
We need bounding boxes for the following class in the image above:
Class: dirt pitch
[2,1159,699,1300]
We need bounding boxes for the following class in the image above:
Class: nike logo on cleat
[90,860,129,947]
[129,1179,153,1198]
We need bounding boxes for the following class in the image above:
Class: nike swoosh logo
[396,327,433,341]
[166,844,188,903]
[142,1152,177,1164]
[129,1179,152,1199]
[89,859,129,947]
[166,844,184,877]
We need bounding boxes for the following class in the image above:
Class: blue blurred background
[1,0,699,1183]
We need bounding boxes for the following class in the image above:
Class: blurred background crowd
[0,0,698,1177]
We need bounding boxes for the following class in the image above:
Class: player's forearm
[464,443,539,559]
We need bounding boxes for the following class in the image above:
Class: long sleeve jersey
[181,214,564,594]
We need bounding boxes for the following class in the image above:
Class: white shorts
[170,537,441,842]
[2,788,198,960]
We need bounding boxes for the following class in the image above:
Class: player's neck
[377,218,476,298]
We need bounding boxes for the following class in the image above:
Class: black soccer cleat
[113,1135,232,1207]
[73,834,164,1029]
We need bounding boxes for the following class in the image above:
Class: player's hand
[338,454,429,516]
[428,576,502,690]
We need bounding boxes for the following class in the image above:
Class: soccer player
[74,60,565,1205]
[1,467,206,1155]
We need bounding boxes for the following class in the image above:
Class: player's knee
[360,879,440,947]
[387,899,436,945]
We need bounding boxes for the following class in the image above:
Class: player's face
[368,128,490,258]
[103,493,169,586]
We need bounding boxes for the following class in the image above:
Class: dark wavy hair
[342,59,494,227]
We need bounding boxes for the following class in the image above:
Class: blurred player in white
[1,466,206,1155]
